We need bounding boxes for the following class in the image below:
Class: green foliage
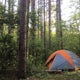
[63,31,80,53]
[29,38,45,64]
[0,34,18,70]
[0,0,80,79]
[29,71,80,80]
[29,12,36,26]
[0,3,5,18]
[29,38,43,55]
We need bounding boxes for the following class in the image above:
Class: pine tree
[56,0,63,49]
[18,0,27,78]
[48,0,51,49]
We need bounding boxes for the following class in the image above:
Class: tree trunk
[18,0,27,79]
[43,0,46,60]
[8,0,11,34]
[78,0,80,53]
[30,0,37,65]
[40,0,43,40]
[38,0,40,38]
[48,0,51,49]
[11,0,14,13]
[31,0,35,55]
[26,0,30,60]
[56,0,63,49]
[4,0,6,12]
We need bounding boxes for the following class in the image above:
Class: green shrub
[0,34,18,70]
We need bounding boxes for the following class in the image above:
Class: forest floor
[0,70,80,80]
[27,70,80,80]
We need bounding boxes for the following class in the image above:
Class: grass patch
[0,70,80,80]
[29,70,80,80]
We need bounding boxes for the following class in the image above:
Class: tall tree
[0,3,5,34]
[8,0,11,34]
[56,0,63,49]
[37,0,40,38]
[43,0,46,60]
[26,0,30,59]
[39,0,43,39]
[5,0,7,12]
[11,0,14,13]
[31,0,36,56]
[78,0,80,53]
[18,0,27,78]
[8,0,15,34]
[48,0,51,49]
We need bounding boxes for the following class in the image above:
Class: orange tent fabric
[45,50,80,71]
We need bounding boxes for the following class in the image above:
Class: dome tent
[45,50,80,71]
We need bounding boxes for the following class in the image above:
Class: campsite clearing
[27,70,80,80]
[0,70,80,80]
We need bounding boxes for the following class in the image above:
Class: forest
[0,0,80,80]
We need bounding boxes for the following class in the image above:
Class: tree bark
[40,0,43,40]
[18,0,27,79]
[5,0,6,12]
[43,0,46,60]
[48,0,51,49]
[8,0,11,34]
[56,0,63,49]
[38,0,40,38]
[26,0,30,60]
[31,0,35,55]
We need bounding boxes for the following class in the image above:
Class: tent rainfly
[45,50,80,71]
